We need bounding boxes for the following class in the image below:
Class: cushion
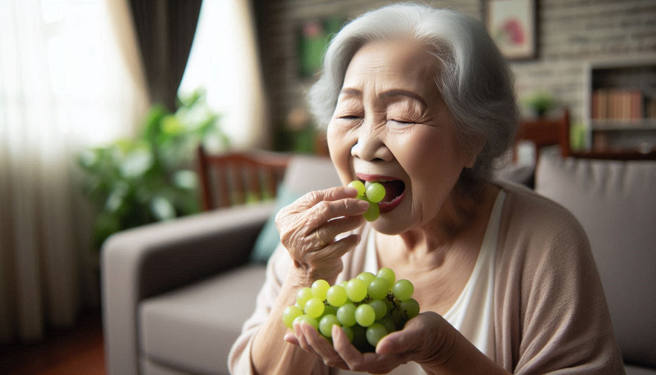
[625,365,656,375]
[141,357,189,375]
[139,264,267,375]
[250,184,303,263]
[250,155,341,263]
[535,148,656,368]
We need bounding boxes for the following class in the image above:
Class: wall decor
[298,16,345,77]
[483,0,537,61]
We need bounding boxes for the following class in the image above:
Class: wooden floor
[0,310,106,375]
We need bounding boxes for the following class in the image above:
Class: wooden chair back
[196,146,291,211]
[514,109,570,164]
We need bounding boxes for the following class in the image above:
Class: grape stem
[386,292,410,320]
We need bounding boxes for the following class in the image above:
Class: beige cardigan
[229,181,625,374]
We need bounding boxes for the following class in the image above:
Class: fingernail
[357,200,370,210]
[344,187,358,196]
[376,338,392,354]
[332,325,339,337]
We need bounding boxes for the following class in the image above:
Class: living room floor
[0,309,105,375]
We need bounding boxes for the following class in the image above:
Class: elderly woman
[229,3,623,374]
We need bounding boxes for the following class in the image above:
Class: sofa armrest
[101,202,275,375]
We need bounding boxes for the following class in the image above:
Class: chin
[369,210,417,235]
[370,220,405,235]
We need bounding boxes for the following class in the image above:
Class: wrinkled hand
[284,312,454,374]
[275,186,369,285]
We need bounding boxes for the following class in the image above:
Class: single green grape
[341,326,354,342]
[362,198,380,222]
[366,323,388,347]
[377,267,396,288]
[383,298,395,313]
[366,182,386,203]
[326,285,348,307]
[321,305,337,318]
[392,279,414,301]
[390,308,408,330]
[377,318,396,334]
[346,278,367,302]
[368,277,389,300]
[369,299,387,320]
[311,279,330,300]
[305,297,325,318]
[348,180,366,197]
[355,304,376,327]
[282,306,303,329]
[319,314,341,337]
[296,287,313,309]
[338,280,349,289]
[293,315,319,330]
[400,298,420,319]
[336,303,357,327]
[356,272,376,286]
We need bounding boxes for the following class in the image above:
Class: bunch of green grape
[348,180,385,222]
[282,267,420,352]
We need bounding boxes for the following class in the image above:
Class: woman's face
[327,39,473,234]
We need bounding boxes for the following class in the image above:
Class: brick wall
[252,0,656,133]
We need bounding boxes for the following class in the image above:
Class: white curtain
[0,0,149,343]
[179,0,269,150]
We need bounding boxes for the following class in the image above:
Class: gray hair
[308,3,519,183]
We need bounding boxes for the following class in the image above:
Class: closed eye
[340,116,361,120]
[390,119,414,125]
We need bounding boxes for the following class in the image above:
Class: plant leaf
[173,169,198,190]
[150,196,176,221]
[119,145,153,179]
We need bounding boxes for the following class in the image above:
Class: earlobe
[465,154,477,169]
[465,138,485,169]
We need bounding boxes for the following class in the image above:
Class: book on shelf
[591,89,646,122]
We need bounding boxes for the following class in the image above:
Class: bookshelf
[584,56,656,152]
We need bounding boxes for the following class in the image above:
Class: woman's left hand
[284,312,454,374]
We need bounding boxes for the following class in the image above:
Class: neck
[382,180,492,268]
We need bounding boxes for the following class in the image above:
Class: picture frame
[483,0,538,61]
[298,16,345,78]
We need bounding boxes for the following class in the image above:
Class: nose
[351,125,393,162]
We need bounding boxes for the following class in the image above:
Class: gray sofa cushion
[535,148,656,369]
[626,365,656,375]
[250,155,340,263]
[141,357,190,375]
[139,264,266,375]
[283,155,341,194]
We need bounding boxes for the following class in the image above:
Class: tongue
[379,180,405,203]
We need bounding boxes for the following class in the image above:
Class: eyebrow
[339,88,427,107]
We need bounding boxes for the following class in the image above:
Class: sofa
[102,151,656,375]
[535,147,656,374]
[102,155,341,375]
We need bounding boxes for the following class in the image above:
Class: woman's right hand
[275,186,370,286]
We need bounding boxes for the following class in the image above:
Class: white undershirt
[334,190,506,375]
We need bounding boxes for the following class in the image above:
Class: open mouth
[356,174,406,213]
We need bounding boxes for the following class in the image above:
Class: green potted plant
[77,89,229,251]
[523,90,555,118]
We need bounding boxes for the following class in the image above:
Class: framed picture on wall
[298,16,345,78]
[483,0,538,61]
